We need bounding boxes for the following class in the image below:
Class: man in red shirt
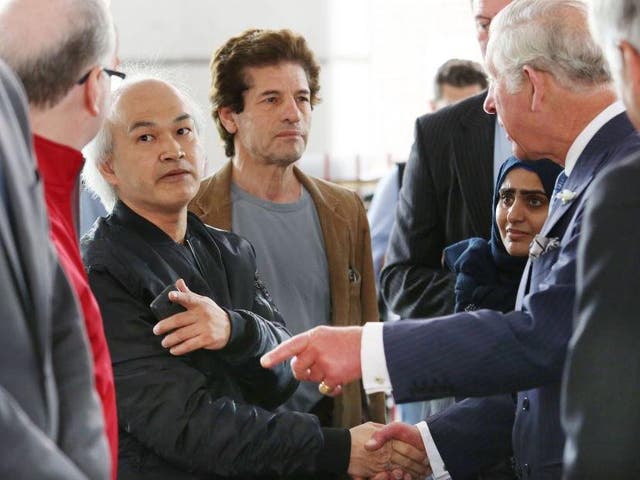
[0,0,119,477]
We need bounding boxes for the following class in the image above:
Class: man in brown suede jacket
[189,28,385,429]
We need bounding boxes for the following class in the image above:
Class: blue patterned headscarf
[443,156,562,313]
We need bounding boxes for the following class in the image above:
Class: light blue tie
[549,171,568,212]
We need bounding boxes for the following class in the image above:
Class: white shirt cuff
[361,322,393,394]
[416,421,451,480]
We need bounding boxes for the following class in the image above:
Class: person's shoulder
[416,90,489,130]
[304,174,365,211]
[592,150,640,206]
[80,215,123,272]
[190,162,232,209]
[196,169,223,195]
[190,212,255,257]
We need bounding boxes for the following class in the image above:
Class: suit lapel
[452,93,495,236]
[516,112,636,308]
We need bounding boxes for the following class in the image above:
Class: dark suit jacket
[382,112,640,480]
[562,150,640,478]
[381,92,495,318]
[0,60,109,478]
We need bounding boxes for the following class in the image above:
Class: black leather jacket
[82,201,349,479]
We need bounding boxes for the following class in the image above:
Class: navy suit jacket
[383,112,640,480]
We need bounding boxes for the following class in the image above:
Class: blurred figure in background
[368,58,488,291]
[380,0,512,320]
[430,59,488,111]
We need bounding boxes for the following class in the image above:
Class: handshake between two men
[261,326,431,480]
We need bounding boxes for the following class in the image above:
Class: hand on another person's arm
[153,279,231,355]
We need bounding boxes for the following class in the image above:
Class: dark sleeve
[380,117,456,318]
[383,207,580,400]
[428,395,515,480]
[90,268,349,477]
[217,250,299,408]
[446,239,519,313]
[218,302,299,408]
[562,163,640,478]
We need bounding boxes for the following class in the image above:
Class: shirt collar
[111,200,195,246]
[33,134,84,187]
[564,101,626,176]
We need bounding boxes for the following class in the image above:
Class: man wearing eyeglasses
[0,0,120,477]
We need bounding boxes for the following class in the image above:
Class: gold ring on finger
[318,381,334,395]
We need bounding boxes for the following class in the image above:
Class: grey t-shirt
[231,183,330,413]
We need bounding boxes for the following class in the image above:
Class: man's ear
[98,155,118,187]
[83,67,104,116]
[522,65,545,112]
[218,107,237,134]
[620,41,640,99]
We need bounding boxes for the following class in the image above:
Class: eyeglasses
[77,67,126,85]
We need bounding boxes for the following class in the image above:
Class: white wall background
[111,0,482,180]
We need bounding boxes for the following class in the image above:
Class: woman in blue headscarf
[444,156,562,314]
[431,157,562,480]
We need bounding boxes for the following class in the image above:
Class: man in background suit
[368,58,488,287]
[380,0,512,319]
[562,0,640,477]
[262,1,640,478]
[0,59,109,479]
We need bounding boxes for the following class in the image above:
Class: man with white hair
[261,1,640,478]
[0,0,119,475]
[562,0,640,477]
[80,75,428,480]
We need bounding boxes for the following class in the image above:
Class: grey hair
[82,68,206,213]
[588,0,640,90]
[486,0,611,93]
[0,0,116,108]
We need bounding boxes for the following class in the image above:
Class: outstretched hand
[152,279,231,355]
[260,325,364,394]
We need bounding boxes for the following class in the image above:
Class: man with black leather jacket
[80,74,428,480]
